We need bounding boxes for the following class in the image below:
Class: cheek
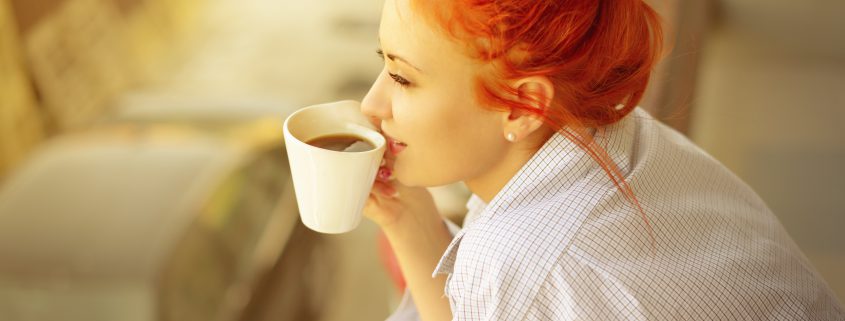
[395,94,472,157]
[392,92,503,185]
[398,129,502,187]
[393,86,474,133]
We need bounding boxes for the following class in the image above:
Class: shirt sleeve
[524,254,647,321]
[446,249,534,320]
[384,218,463,321]
[449,253,648,321]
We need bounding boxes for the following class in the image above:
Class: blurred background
[0,0,842,320]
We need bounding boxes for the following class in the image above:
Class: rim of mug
[283,102,386,154]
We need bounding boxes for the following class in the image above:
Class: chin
[393,171,426,187]
[394,165,457,188]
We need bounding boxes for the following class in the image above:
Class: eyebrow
[376,47,423,73]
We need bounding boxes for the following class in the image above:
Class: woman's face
[361,0,510,187]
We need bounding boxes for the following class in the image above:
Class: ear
[501,76,555,142]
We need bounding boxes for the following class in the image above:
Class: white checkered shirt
[386,108,844,321]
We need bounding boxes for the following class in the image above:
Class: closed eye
[388,72,411,86]
[377,49,414,87]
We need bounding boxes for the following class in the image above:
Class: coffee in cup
[306,134,375,152]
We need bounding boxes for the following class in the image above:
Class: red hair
[411,0,664,240]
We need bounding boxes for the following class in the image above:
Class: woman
[360,0,844,320]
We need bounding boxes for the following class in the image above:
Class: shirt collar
[462,194,486,228]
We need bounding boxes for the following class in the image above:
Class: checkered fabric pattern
[387,108,844,321]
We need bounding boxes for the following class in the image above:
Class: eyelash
[388,72,411,87]
[376,49,412,87]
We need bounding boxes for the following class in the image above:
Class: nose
[361,68,393,127]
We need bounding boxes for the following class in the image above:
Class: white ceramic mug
[283,100,386,234]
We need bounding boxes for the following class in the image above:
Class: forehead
[379,0,476,73]
[379,0,435,49]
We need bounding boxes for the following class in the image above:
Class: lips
[384,134,407,155]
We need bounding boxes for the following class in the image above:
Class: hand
[364,121,440,228]
[365,152,440,228]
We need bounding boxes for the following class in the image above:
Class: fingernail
[378,167,392,181]
[390,190,400,198]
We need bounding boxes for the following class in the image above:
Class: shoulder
[461,195,588,254]
[527,254,651,320]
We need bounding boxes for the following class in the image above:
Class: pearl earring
[506,132,517,142]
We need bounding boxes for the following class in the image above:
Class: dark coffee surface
[305,134,374,152]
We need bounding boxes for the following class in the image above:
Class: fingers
[377,166,393,183]
[372,180,398,198]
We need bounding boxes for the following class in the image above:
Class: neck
[464,127,555,203]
